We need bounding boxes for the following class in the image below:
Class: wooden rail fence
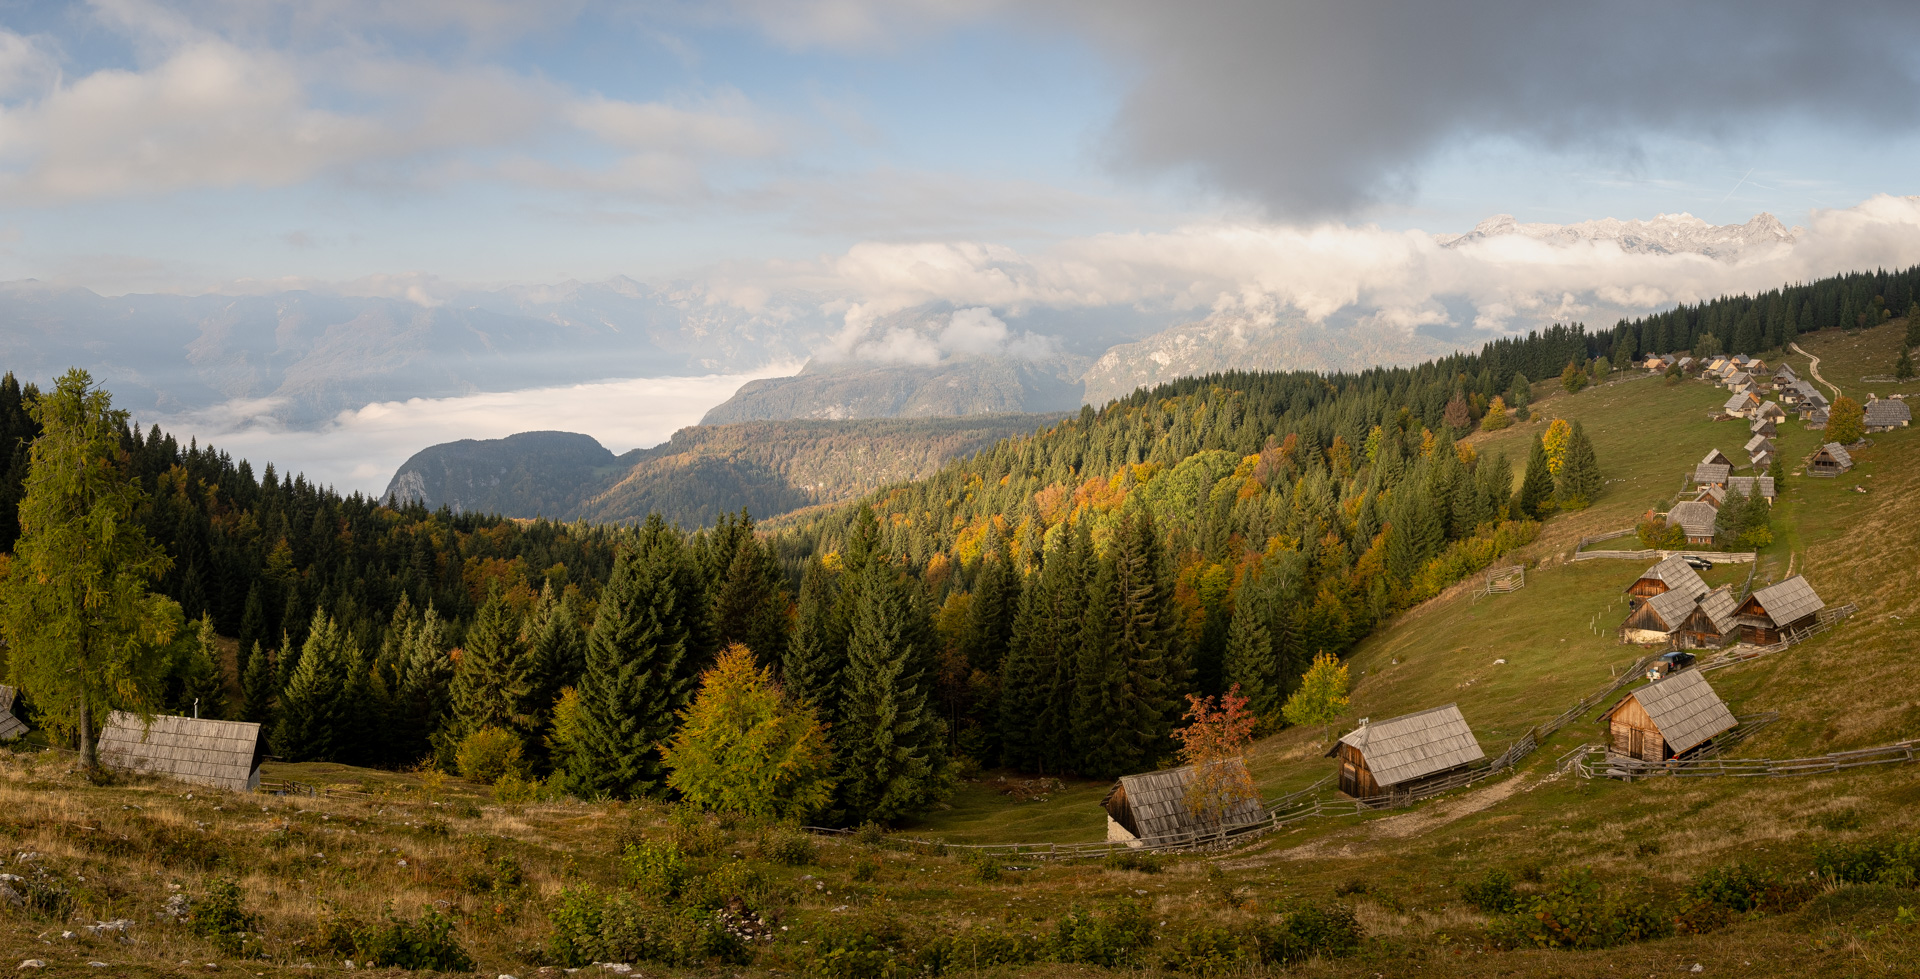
[1562,738,1920,782]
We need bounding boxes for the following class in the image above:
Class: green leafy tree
[1560,362,1588,393]
[1556,421,1603,509]
[1827,396,1867,444]
[1480,396,1511,432]
[0,369,180,766]
[1280,652,1350,743]
[573,543,691,799]
[1516,435,1555,520]
[663,644,834,819]
[1696,332,1722,358]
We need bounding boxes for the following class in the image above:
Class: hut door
[1340,756,1358,796]
[1628,728,1644,759]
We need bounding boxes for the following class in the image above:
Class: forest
[3,261,1914,825]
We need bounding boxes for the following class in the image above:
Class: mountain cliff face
[699,357,1087,424]
[383,414,1067,526]
[1436,211,1801,257]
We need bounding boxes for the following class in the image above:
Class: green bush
[682,860,770,911]
[851,822,887,848]
[1252,902,1364,965]
[1101,850,1161,874]
[966,852,1003,883]
[321,904,473,972]
[1485,868,1672,950]
[621,839,690,903]
[1050,902,1153,967]
[547,885,747,968]
[1461,868,1523,915]
[668,804,728,857]
[1685,862,1813,915]
[851,856,879,882]
[759,825,818,866]
[454,726,527,784]
[1159,925,1245,974]
[188,878,258,955]
[1813,838,1920,886]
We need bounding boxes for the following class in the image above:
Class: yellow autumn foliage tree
[1542,418,1573,476]
[662,644,834,819]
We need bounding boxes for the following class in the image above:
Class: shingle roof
[1105,759,1264,841]
[1756,400,1784,419]
[96,712,264,792]
[1814,442,1853,467]
[1727,371,1751,386]
[1632,555,1710,597]
[0,685,24,742]
[1725,475,1775,500]
[1694,485,1727,506]
[1330,704,1485,788]
[1773,365,1797,380]
[1745,575,1824,627]
[1722,394,1751,414]
[1744,433,1772,453]
[1694,463,1731,485]
[1619,669,1738,755]
[1641,587,1700,632]
[1694,586,1740,634]
[1866,399,1912,427]
[1807,408,1830,426]
[1701,449,1734,468]
[1668,501,1717,539]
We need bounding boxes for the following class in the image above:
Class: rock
[0,885,21,908]
[88,962,110,968]
[1690,967,1703,974]
[17,961,45,970]
[60,932,75,941]
[84,920,133,937]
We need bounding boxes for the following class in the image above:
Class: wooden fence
[1475,565,1526,601]
[1562,738,1920,782]
[1697,603,1856,672]
[1573,547,1756,564]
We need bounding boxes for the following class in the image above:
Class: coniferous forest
[4,263,1917,825]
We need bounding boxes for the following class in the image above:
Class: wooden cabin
[1735,575,1824,644]
[1700,448,1735,470]
[1724,371,1752,391]
[1865,398,1912,432]
[1676,586,1740,648]
[1808,442,1853,476]
[1643,354,1670,370]
[1754,401,1785,423]
[1722,392,1760,418]
[1666,501,1717,545]
[1102,760,1262,847]
[1743,432,1772,457]
[1748,415,1778,438]
[1805,407,1830,429]
[1621,587,1699,645]
[1692,462,1731,488]
[1604,669,1737,762]
[1624,555,1709,607]
[96,712,266,792]
[1692,485,1727,508]
[1677,356,1696,371]
[0,685,25,742]
[1328,705,1484,801]
[1725,475,1775,505]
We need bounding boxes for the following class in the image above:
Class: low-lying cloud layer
[158,364,798,496]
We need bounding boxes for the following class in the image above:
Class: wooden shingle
[1612,669,1737,756]
[96,712,265,792]
[1865,399,1911,429]
[1103,760,1263,843]
[1327,705,1484,788]
[0,685,24,742]
[1742,575,1824,630]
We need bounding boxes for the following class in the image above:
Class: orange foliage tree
[1171,684,1260,827]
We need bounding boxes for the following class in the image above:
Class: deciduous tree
[663,644,833,819]
[1281,652,1350,744]
[1827,396,1866,444]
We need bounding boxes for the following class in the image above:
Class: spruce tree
[271,610,353,762]
[1906,302,1920,350]
[783,560,846,729]
[237,582,267,659]
[1516,435,1555,519]
[1110,505,1183,752]
[171,615,229,720]
[524,582,586,732]
[573,544,691,799]
[997,524,1086,773]
[835,559,949,823]
[1221,578,1280,725]
[393,605,454,765]
[957,535,1020,674]
[710,518,789,667]
[1557,421,1603,509]
[241,641,276,726]
[1069,550,1131,777]
[1896,347,1915,381]
[450,583,534,743]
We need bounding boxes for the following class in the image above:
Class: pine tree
[957,535,1020,674]
[241,641,276,726]
[997,524,1086,772]
[237,582,267,659]
[171,615,229,720]
[1221,579,1280,726]
[523,582,586,739]
[1556,421,1603,509]
[1069,551,1134,778]
[271,610,353,762]
[1768,452,1786,491]
[1906,302,1920,350]
[393,606,454,766]
[835,559,949,823]
[1896,347,1915,381]
[573,544,691,799]
[710,513,788,667]
[1516,435,1555,519]
[450,583,535,743]
[1109,506,1183,755]
[783,560,846,729]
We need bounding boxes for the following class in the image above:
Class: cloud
[1044,1,1920,217]
[159,363,800,496]
[720,0,1001,51]
[0,5,785,201]
[820,305,1061,365]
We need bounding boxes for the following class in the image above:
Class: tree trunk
[78,689,95,769]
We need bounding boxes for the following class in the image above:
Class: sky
[5,1,1920,491]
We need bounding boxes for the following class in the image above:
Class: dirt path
[1791,341,1842,400]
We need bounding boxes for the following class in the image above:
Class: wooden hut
[1725,475,1775,504]
[1327,705,1485,801]
[1624,555,1709,607]
[1748,416,1778,438]
[1744,432,1772,458]
[1692,462,1731,488]
[96,712,266,792]
[0,685,25,742]
[1621,587,1699,645]
[1102,760,1263,847]
[1700,448,1734,470]
[1603,669,1737,762]
[1735,575,1824,644]
[1676,586,1740,648]
[1666,501,1717,545]
[1805,407,1830,429]
[1721,392,1759,418]
[1807,442,1852,477]
[1865,398,1911,432]
[1692,485,1727,508]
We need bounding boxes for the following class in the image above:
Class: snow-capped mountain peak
[1437,210,1801,258]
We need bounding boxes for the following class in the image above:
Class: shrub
[1485,868,1672,950]
[547,885,747,968]
[758,824,818,866]
[621,839,690,903]
[1102,850,1161,874]
[682,860,770,912]
[1685,862,1812,915]
[967,853,1003,883]
[1050,902,1153,967]
[1461,868,1522,915]
[188,878,259,954]
[1159,925,1245,974]
[851,822,887,848]
[455,726,527,784]
[322,904,474,972]
[669,804,727,857]
[1251,902,1364,965]
[493,770,552,803]
[851,856,879,882]
[1812,838,1920,886]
